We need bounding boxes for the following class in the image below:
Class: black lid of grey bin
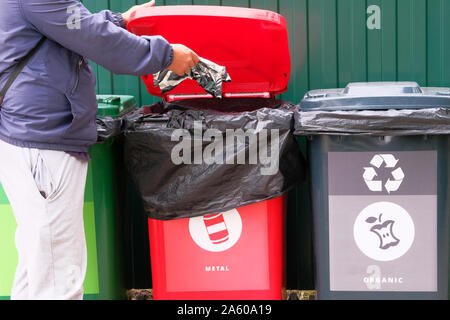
[300,82,450,111]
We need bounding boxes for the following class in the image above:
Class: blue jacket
[0,0,173,152]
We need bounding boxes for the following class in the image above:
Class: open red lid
[127,6,291,99]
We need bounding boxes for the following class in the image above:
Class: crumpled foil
[153,57,231,98]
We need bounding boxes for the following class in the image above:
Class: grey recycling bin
[294,82,450,300]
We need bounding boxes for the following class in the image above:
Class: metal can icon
[203,213,230,245]
[190,209,242,252]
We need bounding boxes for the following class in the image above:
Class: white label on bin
[189,209,242,252]
[327,151,438,292]
[353,201,415,262]
[363,154,405,193]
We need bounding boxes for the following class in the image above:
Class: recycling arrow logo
[363,154,405,193]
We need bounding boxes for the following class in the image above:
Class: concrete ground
[126,289,317,300]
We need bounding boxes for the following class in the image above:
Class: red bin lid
[127,6,291,99]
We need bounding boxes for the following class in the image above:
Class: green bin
[0,94,136,300]
[295,82,450,300]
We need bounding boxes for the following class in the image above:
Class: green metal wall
[80,0,450,290]
[82,0,450,103]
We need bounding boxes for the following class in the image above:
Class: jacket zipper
[71,58,83,95]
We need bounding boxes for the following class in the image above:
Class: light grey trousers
[0,139,88,300]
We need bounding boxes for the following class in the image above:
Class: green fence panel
[366,0,397,81]
[337,0,367,86]
[427,0,450,87]
[277,0,313,290]
[82,0,450,101]
[193,0,220,5]
[397,0,427,83]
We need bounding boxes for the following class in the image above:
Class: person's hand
[122,0,155,25]
[168,44,200,76]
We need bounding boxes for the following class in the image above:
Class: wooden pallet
[126,289,317,301]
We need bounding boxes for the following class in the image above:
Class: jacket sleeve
[98,10,127,29]
[19,0,173,76]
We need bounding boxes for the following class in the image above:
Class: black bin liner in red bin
[122,98,306,220]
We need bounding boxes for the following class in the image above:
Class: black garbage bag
[123,98,306,220]
[96,106,139,142]
[294,107,450,136]
[96,117,123,142]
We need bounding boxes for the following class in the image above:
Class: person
[0,0,199,300]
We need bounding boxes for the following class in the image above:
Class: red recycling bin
[148,197,286,300]
[127,5,291,300]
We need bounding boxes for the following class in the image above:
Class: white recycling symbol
[363,154,405,194]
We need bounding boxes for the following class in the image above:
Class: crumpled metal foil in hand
[153,57,231,98]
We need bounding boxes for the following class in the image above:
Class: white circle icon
[189,209,242,252]
[354,202,415,262]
